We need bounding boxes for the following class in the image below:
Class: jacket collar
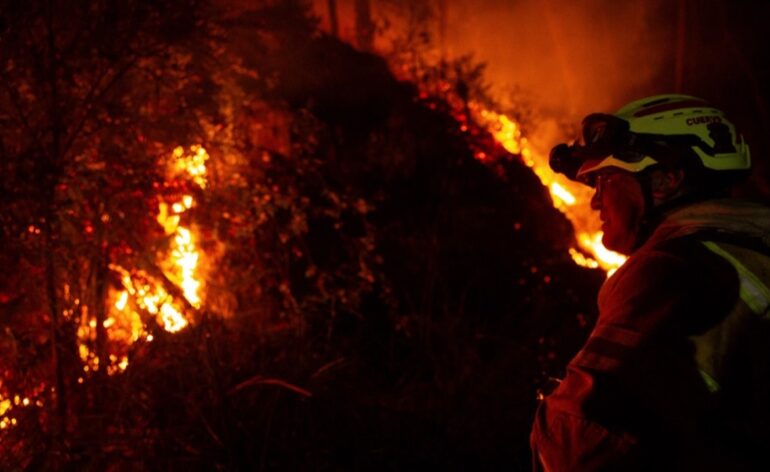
[639,199,770,252]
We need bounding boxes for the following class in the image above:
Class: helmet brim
[576,155,660,184]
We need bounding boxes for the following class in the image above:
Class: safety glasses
[549,114,672,182]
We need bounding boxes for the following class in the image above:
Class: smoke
[308,0,770,200]
[443,0,669,118]
[310,0,672,143]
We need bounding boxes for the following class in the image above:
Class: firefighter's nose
[590,188,601,210]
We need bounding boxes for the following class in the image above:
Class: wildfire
[77,145,209,376]
[173,144,209,188]
[0,384,44,431]
[475,107,626,275]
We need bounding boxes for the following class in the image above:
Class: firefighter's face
[590,170,646,255]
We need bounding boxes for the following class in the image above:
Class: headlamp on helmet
[549,94,751,187]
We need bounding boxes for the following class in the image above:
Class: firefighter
[532,94,770,471]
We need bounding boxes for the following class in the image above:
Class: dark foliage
[0,1,604,469]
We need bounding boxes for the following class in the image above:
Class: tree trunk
[438,0,448,62]
[94,247,108,382]
[354,0,374,51]
[327,0,339,37]
[675,0,686,92]
[44,219,67,435]
[45,0,67,440]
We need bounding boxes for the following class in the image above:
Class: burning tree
[0,0,228,460]
[1,0,604,469]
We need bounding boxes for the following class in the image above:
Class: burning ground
[0,1,611,469]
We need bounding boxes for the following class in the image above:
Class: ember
[0,384,44,432]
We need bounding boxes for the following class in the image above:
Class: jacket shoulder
[598,234,740,336]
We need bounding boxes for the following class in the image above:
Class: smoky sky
[440,0,770,196]
[443,0,670,117]
[311,0,770,197]
[313,0,671,116]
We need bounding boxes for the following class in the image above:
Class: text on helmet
[686,116,722,126]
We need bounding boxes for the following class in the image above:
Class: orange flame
[76,145,210,376]
[0,384,43,431]
[475,106,626,274]
[173,145,209,188]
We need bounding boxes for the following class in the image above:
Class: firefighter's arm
[531,365,644,472]
[531,247,727,471]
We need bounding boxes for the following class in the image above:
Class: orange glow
[173,145,209,188]
[0,383,41,431]
[160,304,188,333]
[114,291,128,311]
[569,248,599,269]
[577,232,626,277]
[475,105,626,274]
[0,398,10,417]
[170,227,201,308]
[75,145,210,377]
[549,182,576,206]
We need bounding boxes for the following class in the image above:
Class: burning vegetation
[475,107,626,275]
[78,144,209,378]
[0,0,610,469]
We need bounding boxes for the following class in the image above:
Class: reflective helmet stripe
[702,241,770,317]
[576,155,658,179]
[632,98,710,117]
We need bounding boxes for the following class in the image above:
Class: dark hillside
[0,3,604,469]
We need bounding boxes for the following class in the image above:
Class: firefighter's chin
[601,220,636,256]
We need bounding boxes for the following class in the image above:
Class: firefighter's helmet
[550,94,751,186]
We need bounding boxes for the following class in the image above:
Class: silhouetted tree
[0,0,226,464]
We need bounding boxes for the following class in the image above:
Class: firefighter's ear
[650,168,685,202]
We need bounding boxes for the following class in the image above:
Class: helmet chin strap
[632,170,658,251]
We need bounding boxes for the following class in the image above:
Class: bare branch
[228,376,313,398]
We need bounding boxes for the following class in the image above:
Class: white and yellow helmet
[550,94,751,185]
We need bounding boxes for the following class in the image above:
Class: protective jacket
[531,198,770,471]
